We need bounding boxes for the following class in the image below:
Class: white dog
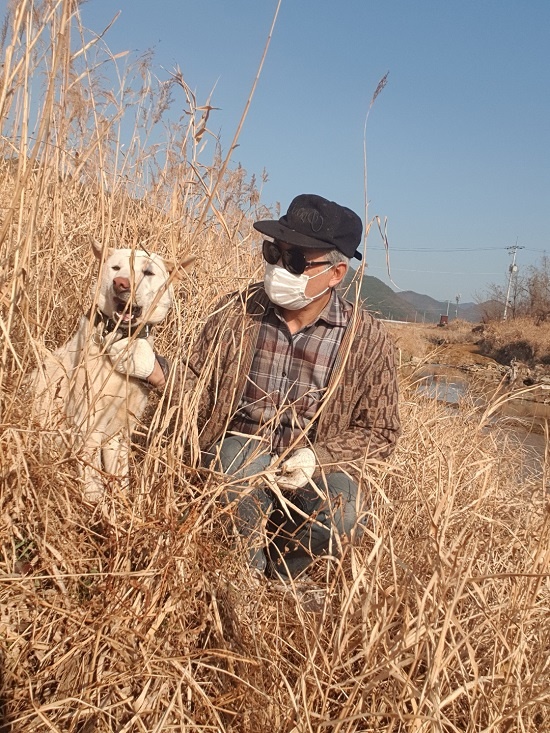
[33,241,193,501]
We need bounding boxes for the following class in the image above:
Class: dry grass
[382,323,433,363]
[477,317,550,366]
[385,316,550,372]
[384,321,475,365]
[1,3,549,731]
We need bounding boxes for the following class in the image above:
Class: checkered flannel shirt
[229,289,350,452]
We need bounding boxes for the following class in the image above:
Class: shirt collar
[320,288,350,327]
[266,288,350,328]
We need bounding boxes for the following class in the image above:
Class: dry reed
[1,3,549,731]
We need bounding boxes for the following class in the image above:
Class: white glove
[108,337,156,379]
[277,447,316,490]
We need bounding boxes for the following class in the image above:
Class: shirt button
[282,371,287,377]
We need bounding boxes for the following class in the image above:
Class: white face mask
[264,262,333,310]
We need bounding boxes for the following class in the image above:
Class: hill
[341,271,416,321]
[397,290,484,323]
[341,271,484,323]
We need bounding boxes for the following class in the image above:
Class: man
[111,194,401,581]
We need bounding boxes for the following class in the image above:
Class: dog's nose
[113,277,131,293]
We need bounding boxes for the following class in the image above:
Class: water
[415,364,549,482]
[416,368,470,405]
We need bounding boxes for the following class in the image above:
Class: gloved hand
[277,447,316,490]
[107,337,156,379]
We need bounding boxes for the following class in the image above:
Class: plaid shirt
[230,290,350,452]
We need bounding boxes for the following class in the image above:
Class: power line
[370,246,504,252]
[368,246,547,254]
[367,265,502,275]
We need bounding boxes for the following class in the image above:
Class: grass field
[1,3,549,731]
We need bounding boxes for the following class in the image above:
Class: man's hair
[327,248,350,267]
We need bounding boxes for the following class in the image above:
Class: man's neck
[280,290,332,334]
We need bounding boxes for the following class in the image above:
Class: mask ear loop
[307,265,334,281]
[303,265,336,304]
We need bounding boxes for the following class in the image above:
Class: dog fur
[32,241,193,501]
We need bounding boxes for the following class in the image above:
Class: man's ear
[328,261,348,288]
[163,255,195,280]
[91,239,114,261]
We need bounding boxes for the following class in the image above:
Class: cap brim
[253,220,334,251]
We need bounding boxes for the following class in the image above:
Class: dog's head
[92,242,194,328]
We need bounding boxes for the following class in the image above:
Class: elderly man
[113,194,400,581]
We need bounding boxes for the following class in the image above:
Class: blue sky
[78,0,550,303]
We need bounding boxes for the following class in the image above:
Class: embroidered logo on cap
[291,206,324,233]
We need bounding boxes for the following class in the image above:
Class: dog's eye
[112,265,121,271]
[143,269,155,277]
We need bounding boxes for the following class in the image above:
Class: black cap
[253,194,363,260]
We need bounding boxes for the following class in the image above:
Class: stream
[416,365,549,485]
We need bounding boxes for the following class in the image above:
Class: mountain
[340,271,484,323]
[340,271,416,321]
[397,291,483,323]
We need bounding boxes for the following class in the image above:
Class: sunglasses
[262,240,332,275]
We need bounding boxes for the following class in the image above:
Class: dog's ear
[91,239,114,261]
[163,255,195,280]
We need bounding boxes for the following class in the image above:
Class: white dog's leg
[82,466,106,503]
[80,445,107,503]
[77,434,130,502]
[102,436,130,489]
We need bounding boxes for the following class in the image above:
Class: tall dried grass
[478,317,550,366]
[1,2,549,731]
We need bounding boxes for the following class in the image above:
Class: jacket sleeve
[312,321,401,475]
[176,290,257,442]
[177,300,233,415]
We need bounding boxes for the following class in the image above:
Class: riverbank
[386,317,550,395]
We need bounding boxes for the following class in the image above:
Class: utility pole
[503,243,524,320]
[455,293,460,319]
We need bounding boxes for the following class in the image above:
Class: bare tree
[525,255,550,322]
[474,284,506,321]
[478,267,531,321]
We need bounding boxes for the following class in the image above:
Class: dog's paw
[108,338,156,379]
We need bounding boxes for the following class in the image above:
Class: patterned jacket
[180,284,401,477]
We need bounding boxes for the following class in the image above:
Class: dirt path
[429,342,500,368]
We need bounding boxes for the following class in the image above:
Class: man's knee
[323,472,368,541]
[203,434,272,478]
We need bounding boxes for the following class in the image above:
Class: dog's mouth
[113,297,143,324]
